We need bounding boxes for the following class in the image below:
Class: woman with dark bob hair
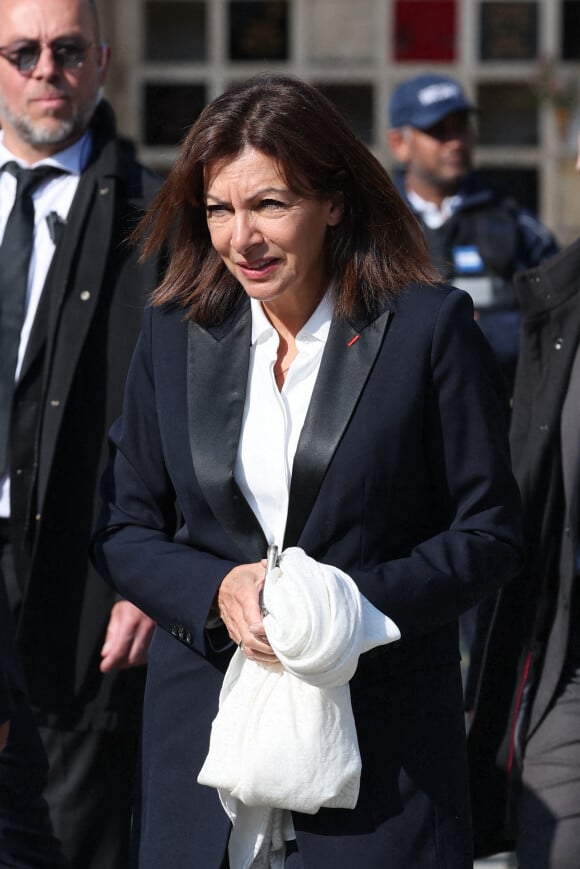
[92,75,522,868]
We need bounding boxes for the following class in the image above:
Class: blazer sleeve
[92,307,238,656]
[349,289,524,638]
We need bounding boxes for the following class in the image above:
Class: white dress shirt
[234,289,334,548]
[0,130,92,517]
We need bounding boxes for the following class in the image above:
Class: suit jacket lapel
[284,307,391,547]
[18,170,101,386]
[36,173,117,509]
[187,303,268,561]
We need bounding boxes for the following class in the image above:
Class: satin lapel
[187,306,268,562]
[284,308,391,547]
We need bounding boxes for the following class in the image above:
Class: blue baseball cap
[389,74,476,130]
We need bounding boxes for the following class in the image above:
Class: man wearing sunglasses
[0,1,163,867]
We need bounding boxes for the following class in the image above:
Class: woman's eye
[206,204,227,218]
[260,199,285,210]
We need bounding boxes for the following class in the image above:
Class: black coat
[8,101,164,732]
[93,283,523,867]
[467,238,580,856]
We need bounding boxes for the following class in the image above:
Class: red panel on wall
[394,1,456,62]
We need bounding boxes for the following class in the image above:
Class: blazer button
[186,632,193,645]
[171,624,178,637]
[178,625,185,641]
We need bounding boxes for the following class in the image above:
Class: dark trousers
[517,597,580,869]
[0,694,68,869]
[0,520,67,868]
[0,523,137,869]
[39,726,137,869]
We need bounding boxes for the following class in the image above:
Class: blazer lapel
[187,304,268,561]
[284,307,391,547]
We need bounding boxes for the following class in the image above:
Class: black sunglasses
[0,38,93,75]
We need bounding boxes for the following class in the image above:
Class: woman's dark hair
[140,74,435,324]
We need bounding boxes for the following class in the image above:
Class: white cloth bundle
[197,547,400,868]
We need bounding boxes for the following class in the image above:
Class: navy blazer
[93,281,523,869]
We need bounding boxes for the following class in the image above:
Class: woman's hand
[216,561,278,664]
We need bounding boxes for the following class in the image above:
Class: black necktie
[0,161,63,472]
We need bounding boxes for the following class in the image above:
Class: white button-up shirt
[234,289,334,548]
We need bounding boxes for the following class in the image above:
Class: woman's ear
[327,192,344,226]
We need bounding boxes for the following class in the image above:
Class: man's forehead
[0,0,95,41]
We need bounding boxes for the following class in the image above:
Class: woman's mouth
[237,258,280,278]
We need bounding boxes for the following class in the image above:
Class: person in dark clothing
[0,556,67,868]
[0,0,163,866]
[467,135,580,869]
[91,73,523,869]
[387,72,558,394]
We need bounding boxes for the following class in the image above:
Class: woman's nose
[231,212,261,252]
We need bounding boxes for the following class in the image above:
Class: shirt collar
[0,129,93,176]
[407,187,463,225]
[250,285,335,346]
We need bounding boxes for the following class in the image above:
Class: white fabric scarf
[198,547,400,868]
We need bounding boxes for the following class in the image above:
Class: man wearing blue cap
[388,73,558,395]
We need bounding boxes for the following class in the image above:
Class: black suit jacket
[93,282,523,868]
[8,101,164,732]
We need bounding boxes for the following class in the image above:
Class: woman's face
[205,146,342,314]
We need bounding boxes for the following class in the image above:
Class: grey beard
[0,96,98,150]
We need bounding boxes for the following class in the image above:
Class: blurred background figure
[468,131,580,869]
[0,0,163,866]
[387,72,559,395]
